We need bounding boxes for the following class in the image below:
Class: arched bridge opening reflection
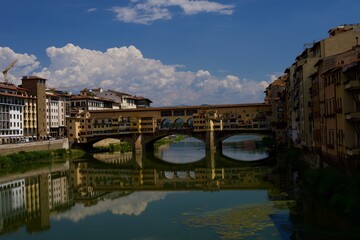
[221,134,270,161]
[84,150,273,193]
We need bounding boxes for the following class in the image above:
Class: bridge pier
[205,149,216,169]
[205,131,216,151]
[132,134,143,152]
[133,151,143,169]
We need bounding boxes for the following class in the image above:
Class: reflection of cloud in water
[52,192,168,222]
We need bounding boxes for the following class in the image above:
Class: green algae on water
[183,202,290,240]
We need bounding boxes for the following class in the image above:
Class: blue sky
[1,0,359,106]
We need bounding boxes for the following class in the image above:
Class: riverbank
[0,148,84,176]
[0,138,69,156]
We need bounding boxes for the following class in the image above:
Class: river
[0,134,355,239]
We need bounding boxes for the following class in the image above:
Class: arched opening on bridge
[186,118,193,128]
[161,119,172,129]
[221,134,270,161]
[173,118,185,129]
[154,135,205,164]
[91,138,133,154]
[93,138,120,148]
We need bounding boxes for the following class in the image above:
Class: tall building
[21,76,47,140]
[23,94,37,140]
[45,89,68,138]
[313,45,360,173]
[288,24,360,151]
[264,75,287,144]
[0,82,27,144]
[273,23,360,174]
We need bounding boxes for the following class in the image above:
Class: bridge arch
[143,130,205,151]
[218,132,271,143]
[161,119,172,129]
[173,118,185,129]
[187,118,193,127]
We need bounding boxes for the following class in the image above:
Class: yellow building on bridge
[67,103,272,151]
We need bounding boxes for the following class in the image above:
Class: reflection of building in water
[222,167,270,188]
[0,179,26,232]
[70,161,138,200]
[49,171,69,210]
[71,160,270,193]
[0,168,71,235]
[25,174,50,232]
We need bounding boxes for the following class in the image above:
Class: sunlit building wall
[0,83,27,144]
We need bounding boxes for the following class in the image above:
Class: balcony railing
[344,80,360,90]
[346,147,360,156]
[345,112,360,120]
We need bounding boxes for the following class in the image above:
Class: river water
[0,135,315,239]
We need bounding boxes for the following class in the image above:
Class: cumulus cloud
[110,0,234,24]
[1,44,270,106]
[268,73,281,83]
[52,191,168,222]
[0,47,40,84]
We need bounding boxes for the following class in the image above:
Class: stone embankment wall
[0,139,69,156]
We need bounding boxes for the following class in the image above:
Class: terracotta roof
[0,92,29,99]
[134,96,153,103]
[21,76,47,81]
[107,89,132,97]
[71,95,115,102]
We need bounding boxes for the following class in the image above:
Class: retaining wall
[0,139,69,156]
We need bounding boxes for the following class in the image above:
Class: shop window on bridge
[186,109,198,116]
[161,110,172,117]
[173,110,185,116]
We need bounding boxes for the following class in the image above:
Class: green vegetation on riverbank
[0,149,85,175]
[154,135,185,147]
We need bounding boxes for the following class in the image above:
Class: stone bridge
[68,103,273,152]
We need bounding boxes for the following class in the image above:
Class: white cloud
[0,47,40,84]
[1,44,269,106]
[52,191,168,222]
[110,0,234,24]
[87,8,97,13]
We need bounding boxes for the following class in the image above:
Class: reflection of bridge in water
[0,152,274,235]
[73,150,272,197]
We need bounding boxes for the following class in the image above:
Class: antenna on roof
[2,60,17,84]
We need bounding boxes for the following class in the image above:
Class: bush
[0,149,78,175]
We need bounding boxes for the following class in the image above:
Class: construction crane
[2,59,17,83]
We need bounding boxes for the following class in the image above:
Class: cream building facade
[0,82,27,144]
